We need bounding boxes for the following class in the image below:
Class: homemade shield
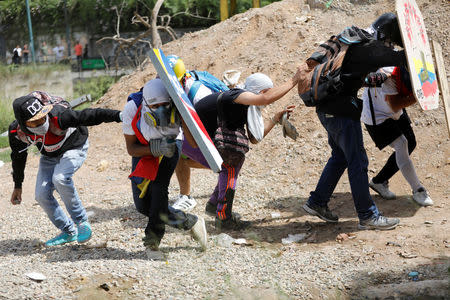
[396,0,439,110]
[149,48,223,172]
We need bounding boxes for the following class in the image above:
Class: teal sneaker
[45,232,77,246]
[77,221,92,243]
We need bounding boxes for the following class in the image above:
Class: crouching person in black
[191,71,302,231]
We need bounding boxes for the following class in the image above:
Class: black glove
[149,138,176,158]
[365,72,388,87]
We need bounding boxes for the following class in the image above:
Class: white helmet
[142,78,170,106]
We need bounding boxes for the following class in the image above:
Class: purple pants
[182,139,245,219]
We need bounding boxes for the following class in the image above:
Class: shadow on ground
[348,255,450,299]
[0,237,203,261]
[265,192,421,219]
[203,192,423,245]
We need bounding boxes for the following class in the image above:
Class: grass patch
[73,75,119,103]
[0,98,15,133]
[0,149,11,163]
[0,63,70,81]
[0,136,9,148]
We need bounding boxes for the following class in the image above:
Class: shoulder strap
[131,104,148,145]
[368,89,377,126]
[216,92,225,126]
[187,80,202,102]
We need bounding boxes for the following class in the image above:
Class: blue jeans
[35,140,89,235]
[308,112,379,220]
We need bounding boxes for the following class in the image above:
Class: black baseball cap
[13,95,53,123]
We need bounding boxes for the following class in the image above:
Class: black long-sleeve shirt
[9,105,121,188]
[316,39,406,120]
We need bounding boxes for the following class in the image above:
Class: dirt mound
[99,0,449,188]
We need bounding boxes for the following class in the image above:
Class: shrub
[0,97,14,133]
[73,75,119,103]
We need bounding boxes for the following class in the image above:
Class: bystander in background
[40,41,49,62]
[74,41,83,71]
[22,44,30,64]
[12,45,22,65]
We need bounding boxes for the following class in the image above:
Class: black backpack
[299,26,372,107]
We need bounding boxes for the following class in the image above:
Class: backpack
[187,70,229,101]
[28,91,71,108]
[127,89,144,107]
[298,26,372,107]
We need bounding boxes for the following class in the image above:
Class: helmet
[143,78,171,106]
[166,54,186,81]
[372,13,403,46]
[166,55,179,69]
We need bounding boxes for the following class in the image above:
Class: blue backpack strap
[127,90,144,107]
[187,79,202,103]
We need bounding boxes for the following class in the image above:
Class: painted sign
[149,48,223,173]
[396,0,439,110]
[432,41,450,137]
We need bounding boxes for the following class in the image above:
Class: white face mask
[27,115,49,135]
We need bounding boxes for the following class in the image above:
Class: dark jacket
[9,104,121,188]
[316,38,406,120]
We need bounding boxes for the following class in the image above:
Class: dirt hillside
[0,0,449,299]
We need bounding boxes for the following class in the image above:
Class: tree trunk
[151,0,164,48]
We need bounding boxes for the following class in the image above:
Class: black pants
[371,114,416,184]
[131,144,197,242]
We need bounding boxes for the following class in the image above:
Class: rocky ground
[0,0,449,299]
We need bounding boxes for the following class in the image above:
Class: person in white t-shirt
[12,45,22,64]
[122,78,207,255]
[362,66,433,206]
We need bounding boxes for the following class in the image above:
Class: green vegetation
[0,97,14,133]
[73,76,119,106]
[0,149,11,163]
[0,64,70,81]
[0,0,281,42]
[0,136,9,148]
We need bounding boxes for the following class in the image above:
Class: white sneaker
[413,187,433,206]
[369,179,396,200]
[190,216,207,251]
[172,195,197,212]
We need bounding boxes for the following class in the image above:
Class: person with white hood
[189,70,302,230]
[122,78,207,254]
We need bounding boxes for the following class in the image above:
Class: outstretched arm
[59,108,121,129]
[234,65,306,106]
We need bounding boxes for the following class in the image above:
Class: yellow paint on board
[153,49,169,75]
[412,57,435,74]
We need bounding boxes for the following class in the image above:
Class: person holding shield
[122,78,207,254]
[362,66,433,206]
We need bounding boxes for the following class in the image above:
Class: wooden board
[432,40,450,137]
[396,0,439,110]
[149,48,223,172]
